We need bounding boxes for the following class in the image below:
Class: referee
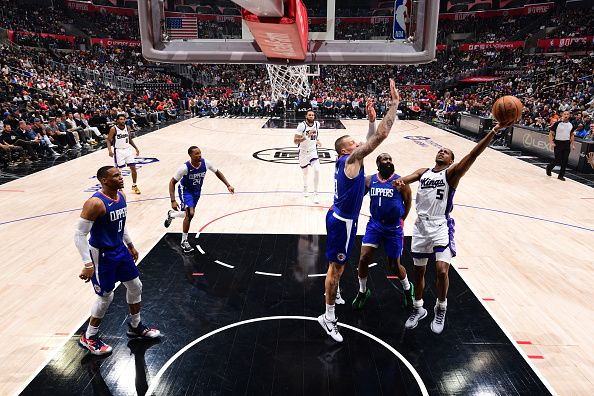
[546,111,576,181]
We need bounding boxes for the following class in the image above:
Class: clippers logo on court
[403,136,444,149]
[337,253,346,262]
[84,157,160,192]
[253,147,335,165]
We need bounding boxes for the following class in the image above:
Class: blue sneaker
[127,321,161,338]
[79,334,113,355]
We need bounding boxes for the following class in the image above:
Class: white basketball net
[266,64,311,100]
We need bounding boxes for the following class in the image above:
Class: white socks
[413,299,424,309]
[181,233,188,242]
[86,324,99,339]
[172,211,185,218]
[436,298,447,310]
[400,275,410,291]
[358,277,367,293]
[130,312,141,328]
[325,304,336,321]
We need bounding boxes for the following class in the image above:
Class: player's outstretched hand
[228,185,235,194]
[366,99,376,123]
[389,79,400,107]
[391,177,405,189]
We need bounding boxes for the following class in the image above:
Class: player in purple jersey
[75,166,160,355]
[164,146,235,253]
[319,79,401,342]
[352,153,414,311]
[394,123,501,334]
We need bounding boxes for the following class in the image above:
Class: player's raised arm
[392,167,429,187]
[365,99,377,141]
[446,123,501,188]
[347,79,400,168]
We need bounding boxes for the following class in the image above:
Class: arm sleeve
[74,218,94,264]
[204,159,218,173]
[123,225,133,245]
[366,121,376,141]
[173,164,188,181]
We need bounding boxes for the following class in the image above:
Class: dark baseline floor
[22,234,551,396]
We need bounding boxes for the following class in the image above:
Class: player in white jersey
[294,110,321,203]
[394,123,501,334]
[107,114,141,194]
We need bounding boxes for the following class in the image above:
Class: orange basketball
[491,96,523,127]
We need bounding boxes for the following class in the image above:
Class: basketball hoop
[266,64,311,100]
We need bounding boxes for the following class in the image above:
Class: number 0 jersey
[89,191,127,249]
[112,124,131,149]
[415,168,455,218]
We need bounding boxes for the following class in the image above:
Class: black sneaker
[127,322,161,338]
[546,166,552,176]
[558,176,565,181]
[181,241,194,253]
[351,289,371,310]
[403,282,415,310]
[164,209,174,228]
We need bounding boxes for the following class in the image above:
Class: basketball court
[1,0,593,394]
[1,116,592,395]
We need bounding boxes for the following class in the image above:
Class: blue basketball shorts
[178,186,201,209]
[361,218,404,259]
[89,243,139,296]
[325,209,358,265]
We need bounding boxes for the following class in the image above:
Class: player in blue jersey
[319,79,401,342]
[75,166,160,355]
[164,146,235,253]
[351,153,413,311]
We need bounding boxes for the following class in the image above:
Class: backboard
[137,0,439,65]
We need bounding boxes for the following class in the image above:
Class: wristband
[84,264,94,269]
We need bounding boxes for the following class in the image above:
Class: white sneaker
[431,305,447,334]
[405,307,427,329]
[335,290,345,305]
[318,314,343,342]
[313,193,320,204]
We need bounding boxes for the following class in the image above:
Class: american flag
[165,17,198,39]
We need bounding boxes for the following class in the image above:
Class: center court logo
[403,136,443,149]
[84,157,160,192]
[253,147,335,165]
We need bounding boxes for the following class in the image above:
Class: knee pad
[123,277,143,304]
[91,291,114,319]
[413,257,428,267]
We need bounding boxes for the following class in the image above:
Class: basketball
[491,96,523,127]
